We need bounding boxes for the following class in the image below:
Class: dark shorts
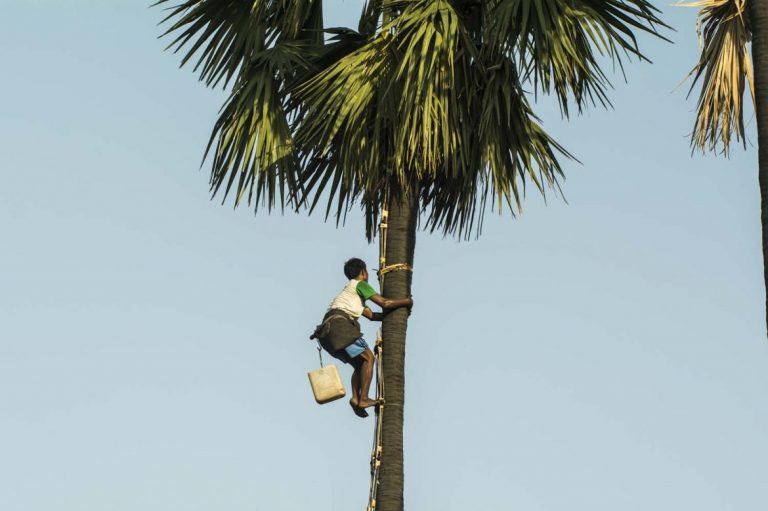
[330,338,369,364]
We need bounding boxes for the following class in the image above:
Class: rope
[376,202,414,284]
[377,263,413,277]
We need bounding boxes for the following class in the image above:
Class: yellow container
[308,365,346,404]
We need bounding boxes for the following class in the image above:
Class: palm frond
[420,54,570,239]
[678,0,754,155]
[157,1,327,211]
[156,0,324,87]
[359,0,384,36]
[156,0,265,87]
[292,30,398,225]
[486,0,669,116]
[272,0,325,42]
[395,1,481,179]
[205,42,313,210]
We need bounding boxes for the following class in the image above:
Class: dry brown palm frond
[678,0,755,155]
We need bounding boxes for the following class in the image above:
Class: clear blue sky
[1,2,766,510]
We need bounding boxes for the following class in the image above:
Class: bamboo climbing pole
[366,205,388,511]
[367,329,384,511]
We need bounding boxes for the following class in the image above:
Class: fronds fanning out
[205,46,307,211]
[156,0,265,88]
[156,0,324,87]
[158,0,323,212]
[679,0,755,155]
[486,0,669,116]
[158,0,667,239]
[293,1,569,238]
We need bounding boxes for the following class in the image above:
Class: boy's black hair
[343,258,367,280]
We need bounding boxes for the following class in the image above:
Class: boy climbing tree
[311,258,413,418]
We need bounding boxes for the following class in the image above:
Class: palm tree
[156,1,666,509]
[681,0,767,334]
[755,0,768,335]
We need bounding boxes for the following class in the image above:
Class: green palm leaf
[206,42,316,210]
[487,0,669,116]
[156,0,264,87]
[157,0,324,87]
[292,29,396,225]
[158,0,326,211]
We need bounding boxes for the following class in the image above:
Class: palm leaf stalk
[681,0,768,335]
[156,1,667,509]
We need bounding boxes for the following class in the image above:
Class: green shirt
[356,280,377,306]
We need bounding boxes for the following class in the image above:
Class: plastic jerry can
[308,365,346,404]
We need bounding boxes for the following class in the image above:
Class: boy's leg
[348,357,368,418]
[349,357,361,406]
[356,348,378,408]
[340,339,374,416]
[328,346,364,411]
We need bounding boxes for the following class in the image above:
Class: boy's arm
[361,301,412,321]
[369,294,413,311]
[361,296,414,322]
[362,308,385,321]
[356,281,413,320]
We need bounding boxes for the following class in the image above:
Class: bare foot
[357,398,380,409]
[349,399,368,418]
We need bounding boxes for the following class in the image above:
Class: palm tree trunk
[377,190,417,511]
[749,0,768,335]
